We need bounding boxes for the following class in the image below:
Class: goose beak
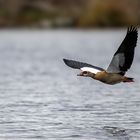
[77,72,83,76]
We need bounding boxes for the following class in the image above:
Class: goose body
[63,26,138,85]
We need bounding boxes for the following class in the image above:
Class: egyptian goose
[63,26,138,85]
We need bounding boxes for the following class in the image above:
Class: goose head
[77,71,95,78]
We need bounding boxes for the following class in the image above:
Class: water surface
[0,29,140,140]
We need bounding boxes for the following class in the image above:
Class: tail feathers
[123,77,134,82]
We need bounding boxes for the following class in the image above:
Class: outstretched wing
[107,26,138,75]
[63,59,104,74]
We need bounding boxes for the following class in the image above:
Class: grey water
[0,29,140,140]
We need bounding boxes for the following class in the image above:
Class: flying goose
[63,26,138,85]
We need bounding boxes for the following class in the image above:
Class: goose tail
[123,77,134,82]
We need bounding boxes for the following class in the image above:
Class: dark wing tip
[108,26,138,74]
[63,58,67,63]
[63,58,71,66]
[63,58,80,69]
[63,58,89,69]
[63,58,104,71]
[127,26,138,34]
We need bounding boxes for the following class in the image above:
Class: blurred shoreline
[0,0,139,28]
[0,27,134,31]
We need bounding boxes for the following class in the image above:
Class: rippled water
[0,29,140,140]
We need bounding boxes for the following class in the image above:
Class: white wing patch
[81,67,101,74]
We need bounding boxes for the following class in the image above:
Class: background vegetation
[0,0,139,28]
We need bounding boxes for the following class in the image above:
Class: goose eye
[83,71,88,74]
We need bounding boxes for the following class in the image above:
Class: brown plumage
[78,71,133,85]
[63,26,138,85]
